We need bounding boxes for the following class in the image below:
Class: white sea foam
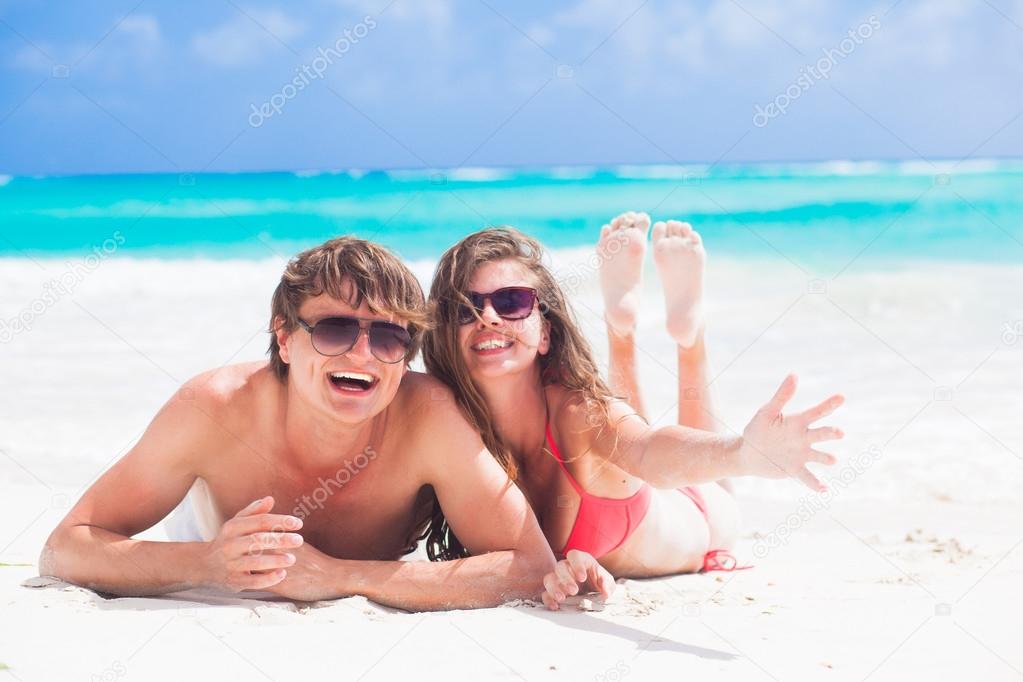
[812,160,889,176]
[445,167,513,182]
[893,158,1011,176]
[34,197,378,220]
[613,164,707,180]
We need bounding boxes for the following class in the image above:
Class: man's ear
[274,316,292,365]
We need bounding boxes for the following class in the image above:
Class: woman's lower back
[598,483,740,578]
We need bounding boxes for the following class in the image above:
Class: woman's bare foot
[598,211,650,335]
[652,220,705,349]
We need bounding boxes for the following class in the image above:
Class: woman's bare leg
[598,211,650,420]
[676,332,720,431]
[649,220,718,426]
[651,220,735,494]
[598,216,739,576]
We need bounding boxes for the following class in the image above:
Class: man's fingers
[809,448,838,466]
[230,552,296,573]
[795,466,827,493]
[541,591,560,611]
[226,513,303,536]
[231,569,287,592]
[239,532,304,555]
[797,395,844,425]
[763,374,798,414]
[807,426,844,444]
[236,496,275,518]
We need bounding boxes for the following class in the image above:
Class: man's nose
[347,327,375,361]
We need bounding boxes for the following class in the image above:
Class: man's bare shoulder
[392,370,462,419]
[172,361,280,424]
[391,371,481,449]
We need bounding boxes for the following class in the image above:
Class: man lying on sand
[40,237,556,611]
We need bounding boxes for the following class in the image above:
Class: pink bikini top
[545,423,750,572]
[546,422,653,559]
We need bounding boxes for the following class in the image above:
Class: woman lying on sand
[422,213,845,609]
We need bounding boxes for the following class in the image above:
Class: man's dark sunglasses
[457,287,538,325]
[296,316,412,364]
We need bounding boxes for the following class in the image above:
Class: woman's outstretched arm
[574,374,844,492]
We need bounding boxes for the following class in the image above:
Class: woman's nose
[479,302,503,326]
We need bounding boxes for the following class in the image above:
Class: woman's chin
[468,355,533,382]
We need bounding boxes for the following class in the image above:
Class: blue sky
[1,0,1022,176]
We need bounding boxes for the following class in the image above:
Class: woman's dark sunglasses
[457,287,538,325]
[296,316,412,364]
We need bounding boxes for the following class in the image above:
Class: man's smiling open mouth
[328,370,379,393]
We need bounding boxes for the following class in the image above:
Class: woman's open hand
[740,374,844,492]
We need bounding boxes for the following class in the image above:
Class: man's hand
[263,540,342,602]
[740,374,844,492]
[541,550,615,611]
[202,496,304,592]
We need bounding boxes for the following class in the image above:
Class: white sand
[1,252,1022,680]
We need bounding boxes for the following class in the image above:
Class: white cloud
[10,13,163,77]
[118,15,162,49]
[876,0,972,67]
[191,9,305,67]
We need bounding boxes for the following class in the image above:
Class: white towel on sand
[163,479,222,542]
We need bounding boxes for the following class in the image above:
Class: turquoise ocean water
[1,159,1020,267]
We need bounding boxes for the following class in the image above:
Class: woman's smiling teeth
[472,338,513,351]
[328,370,378,391]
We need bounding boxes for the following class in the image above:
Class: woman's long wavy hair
[421,227,619,560]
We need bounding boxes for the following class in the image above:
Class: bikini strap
[702,549,753,572]
[545,422,586,495]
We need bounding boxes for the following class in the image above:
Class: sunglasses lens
[310,317,360,355]
[457,293,486,325]
[369,323,412,363]
[491,288,536,319]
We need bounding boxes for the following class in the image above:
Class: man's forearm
[40,525,207,596]
[332,550,549,611]
[632,426,746,488]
